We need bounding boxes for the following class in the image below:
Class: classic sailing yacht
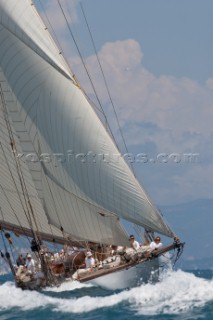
[0,0,184,290]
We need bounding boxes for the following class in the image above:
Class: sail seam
[0,20,73,83]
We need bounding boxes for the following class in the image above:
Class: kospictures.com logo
[14,150,199,165]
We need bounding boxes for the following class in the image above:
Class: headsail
[0,0,174,247]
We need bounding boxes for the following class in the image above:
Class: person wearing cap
[85,251,95,269]
[25,253,35,273]
[149,236,163,251]
[129,235,140,251]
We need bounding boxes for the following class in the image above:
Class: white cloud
[70,39,213,143]
[67,38,213,204]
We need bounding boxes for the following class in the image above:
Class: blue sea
[0,269,213,320]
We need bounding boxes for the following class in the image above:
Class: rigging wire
[80,3,131,160]
[56,0,108,124]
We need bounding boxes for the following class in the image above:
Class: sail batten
[0,0,174,248]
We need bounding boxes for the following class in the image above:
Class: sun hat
[86,251,92,257]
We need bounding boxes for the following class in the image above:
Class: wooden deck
[78,243,178,283]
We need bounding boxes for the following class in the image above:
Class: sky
[35,0,213,206]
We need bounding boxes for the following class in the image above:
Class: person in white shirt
[25,253,35,273]
[149,236,163,251]
[85,251,95,269]
[129,235,140,251]
[72,251,95,280]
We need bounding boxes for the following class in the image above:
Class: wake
[44,278,93,292]
[0,269,212,315]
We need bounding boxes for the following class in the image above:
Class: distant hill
[160,198,213,269]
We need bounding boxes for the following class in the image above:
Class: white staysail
[0,0,174,246]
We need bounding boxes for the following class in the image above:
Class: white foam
[44,279,93,292]
[0,282,54,311]
[129,269,213,315]
[0,270,212,315]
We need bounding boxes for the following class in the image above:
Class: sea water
[0,269,213,320]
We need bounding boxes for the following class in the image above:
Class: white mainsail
[0,0,174,247]
[0,73,65,243]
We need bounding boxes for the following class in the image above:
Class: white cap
[86,251,92,257]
